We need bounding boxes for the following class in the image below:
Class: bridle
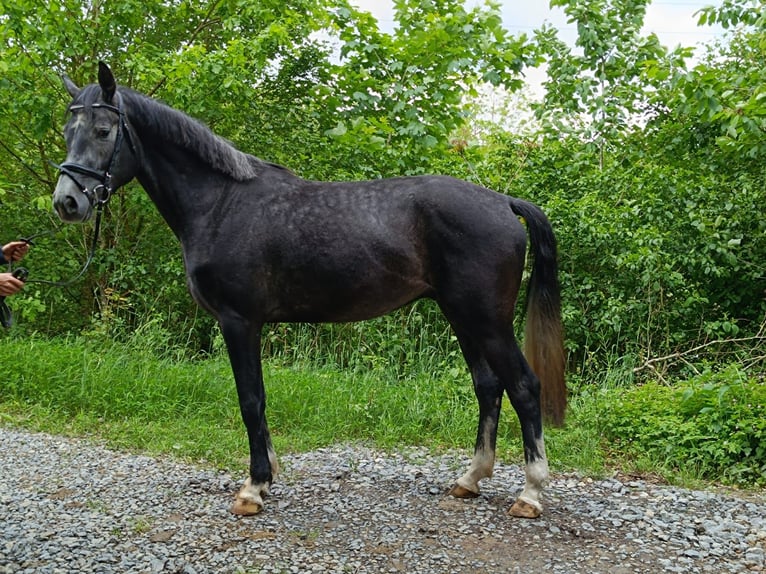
[51,92,136,210]
[3,93,139,327]
[14,94,138,289]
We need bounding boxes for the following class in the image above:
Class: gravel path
[1,428,764,574]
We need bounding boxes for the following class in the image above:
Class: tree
[534,0,668,167]
[322,0,537,175]
[662,0,766,159]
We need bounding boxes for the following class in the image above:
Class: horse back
[185,171,527,323]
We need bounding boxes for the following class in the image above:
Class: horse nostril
[54,194,80,219]
[64,195,78,213]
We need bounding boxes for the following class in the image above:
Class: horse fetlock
[231,478,270,516]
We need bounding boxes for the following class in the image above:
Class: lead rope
[23,203,106,287]
[1,205,106,328]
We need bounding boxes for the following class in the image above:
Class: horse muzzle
[53,180,94,223]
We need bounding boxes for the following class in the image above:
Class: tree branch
[634,333,766,375]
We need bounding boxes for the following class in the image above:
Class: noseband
[52,94,136,209]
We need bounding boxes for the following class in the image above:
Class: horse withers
[52,62,566,519]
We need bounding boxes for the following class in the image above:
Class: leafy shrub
[599,365,766,486]
[469,134,766,375]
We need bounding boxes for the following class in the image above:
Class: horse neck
[124,94,255,243]
[134,139,229,242]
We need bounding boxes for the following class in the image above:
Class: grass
[2,332,760,492]
[0,333,609,477]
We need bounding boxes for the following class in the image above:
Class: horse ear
[97,61,117,103]
[62,75,80,99]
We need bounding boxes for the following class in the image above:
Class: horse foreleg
[219,315,277,516]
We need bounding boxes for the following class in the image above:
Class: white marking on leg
[517,437,549,512]
[232,444,278,515]
[456,422,496,494]
[268,442,279,478]
[236,477,269,508]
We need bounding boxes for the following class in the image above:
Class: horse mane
[110,86,267,181]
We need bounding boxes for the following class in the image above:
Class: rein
[2,95,133,327]
[12,205,106,287]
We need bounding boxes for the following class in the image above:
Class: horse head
[53,62,137,223]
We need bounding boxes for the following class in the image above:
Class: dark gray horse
[52,63,566,518]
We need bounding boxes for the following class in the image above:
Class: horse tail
[509,198,567,427]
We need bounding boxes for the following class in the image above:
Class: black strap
[22,204,105,287]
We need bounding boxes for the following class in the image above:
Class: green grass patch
[0,334,607,477]
[2,334,761,491]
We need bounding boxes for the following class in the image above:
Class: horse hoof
[231,496,264,516]
[509,498,542,519]
[448,483,480,499]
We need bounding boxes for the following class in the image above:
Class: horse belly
[264,253,430,323]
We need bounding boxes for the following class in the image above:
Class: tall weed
[598,364,765,486]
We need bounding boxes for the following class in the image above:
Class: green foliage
[461,130,766,374]
[598,365,766,486]
[536,0,667,161]
[660,1,766,159]
[318,0,537,176]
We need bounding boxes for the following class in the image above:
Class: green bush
[599,365,766,487]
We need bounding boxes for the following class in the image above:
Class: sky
[349,0,724,50]
[347,0,725,100]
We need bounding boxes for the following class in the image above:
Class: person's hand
[2,241,29,263]
[0,272,24,296]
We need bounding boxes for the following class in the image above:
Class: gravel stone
[0,427,764,573]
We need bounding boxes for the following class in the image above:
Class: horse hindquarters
[439,196,563,518]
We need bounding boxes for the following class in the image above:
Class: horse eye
[96,127,111,139]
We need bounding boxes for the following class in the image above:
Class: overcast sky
[349,0,724,53]
[347,0,724,99]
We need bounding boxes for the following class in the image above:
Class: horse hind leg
[448,336,504,499]
[451,328,550,518]
[501,345,550,519]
